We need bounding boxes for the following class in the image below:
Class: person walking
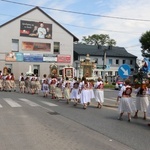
[133,79,149,120]
[79,77,90,109]
[94,77,104,108]
[117,79,136,122]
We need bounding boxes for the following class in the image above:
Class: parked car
[115,80,124,90]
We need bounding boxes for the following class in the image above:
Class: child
[42,80,49,97]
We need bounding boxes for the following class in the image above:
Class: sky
[1,0,150,59]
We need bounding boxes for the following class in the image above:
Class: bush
[104,84,115,89]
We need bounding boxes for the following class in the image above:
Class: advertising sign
[57,55,71,63]
[23,53,43,62]
[43,54,57,62]
[22,42,51,52]
[20,20,52,39]
[5,52,24,62]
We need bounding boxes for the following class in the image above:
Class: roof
[0,6,79,42]
[74,43,137,58]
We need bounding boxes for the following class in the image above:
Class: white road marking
[3,98,22,107]
[19,98,40,106]
[41,101,58,107]
[0,104,3,108]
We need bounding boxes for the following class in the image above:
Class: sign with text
[57,55,71,63]
[23,53,43,62]
[43,54,57,62]
[20,20,52,39]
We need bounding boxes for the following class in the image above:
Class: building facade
[73,43,138,82]
[0,7,78,79]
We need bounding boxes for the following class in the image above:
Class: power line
[0,13,141,35]
[1,0,150,22]
[125,44,141,48]
[63,23,141,35]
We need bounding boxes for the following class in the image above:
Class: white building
[73,43,138,82]
[0,7,78,79]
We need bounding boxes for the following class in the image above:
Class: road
[0,89,149,150]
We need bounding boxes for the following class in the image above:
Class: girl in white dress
[63,77,71,104]
[72,82,80,106]
[117,79,136,122]
[94,77,104,108]
[133,80,149,120]
[88,80,95,105]
[80,77,90,109]
[55,80,63,100]
[42,79,49,97]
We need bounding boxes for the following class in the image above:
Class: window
[53,42,60,54]
[116,59,119,64]
[115,71,118,76]
[130,60,133,65]
[108,59,112,65]
[108,71,112,76]
[12,39,19,52]
[123,60,126,64]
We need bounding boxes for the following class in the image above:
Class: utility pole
[102,48,107,82]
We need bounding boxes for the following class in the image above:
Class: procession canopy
[80,54,96,78]
[62,65,75,80]
[50,63,58,77]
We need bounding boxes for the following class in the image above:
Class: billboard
[22,42,51,52]
[20,20,52,39]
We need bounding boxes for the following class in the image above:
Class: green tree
[139,30,150,57]
[81,34,116,46]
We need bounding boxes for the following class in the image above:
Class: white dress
[147,88,150,117]
[71,82,80,100]
[134,87,149,112]
[88,82,95,102]
[55,83,63,98]
[118,85,136,113]
[80,81,90,104]
[94,81,104,103]
[42,83,49,93]
[63,81,71,99]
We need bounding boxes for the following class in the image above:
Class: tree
[81,34,116,46]
[139,30,150,57]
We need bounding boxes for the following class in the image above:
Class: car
[115,80,124,90]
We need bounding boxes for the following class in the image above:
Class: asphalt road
[0,89,149,150]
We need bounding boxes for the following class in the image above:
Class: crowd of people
[117,78,150,126]
[0,72,104,110]
[0,71,150,126]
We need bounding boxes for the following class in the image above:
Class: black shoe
[128,118,131,122]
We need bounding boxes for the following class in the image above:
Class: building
[73,43,138,81]
[0,6,78,79]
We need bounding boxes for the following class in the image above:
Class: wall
[0,8,74,79]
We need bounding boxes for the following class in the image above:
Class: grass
[104,83,115,89]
